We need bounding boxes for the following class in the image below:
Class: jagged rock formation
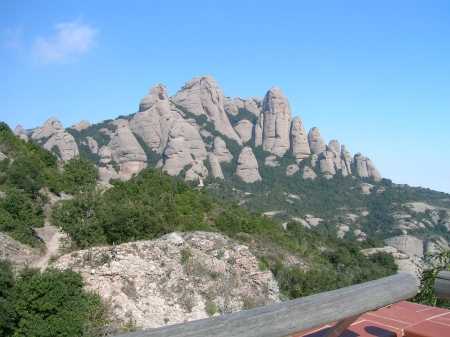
[290,117,310,162]
[262,87,291,157]
[54,232,280,329]
[236,147,261,183]
[30,118,79,161]
[354,153,382,181]
[14,125,28,141]
[172,76,242,144]
[25,75,382,184]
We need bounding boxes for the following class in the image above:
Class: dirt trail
[33,224,66,270]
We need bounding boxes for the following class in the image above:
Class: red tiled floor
[292,301,450,337]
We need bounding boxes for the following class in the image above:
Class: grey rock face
[85,137,98,154]
[163,119,207,176]
[31,118,79,161]
[43,131,79,161]
[31,118,64,140]
[130,84,177,153]
[341,145,353,176]
[208,153,224,179]
[108,119,147,180]
[318,151,336,178]
[71,120,90,132]
[54,232,280,330]
[385,235,424,258]
[185,160,208,182]
[224,97,261,118]
[236,147,262,183]
[264,155,279,167]
[254,113,264,147]
[213,136,233,163]
[262,87,291,156]
[0,151,7,161]
[234,119,254,144]
[307,127,326,154]
[172,76,241,144]
[354,153,382,181]
[302,166,318,180]
[290,117,311,162]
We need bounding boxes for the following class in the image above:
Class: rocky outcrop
[71,120,90,131]
[286,164,299,176]
[213,137,233,163]
[0,151,7,161]
[307,127,326,154]
[318,151,336,178]
[234,119,253,144]
[302,166,317,180]
[262,87,291,156]
[236,147,261,183]
[341,145,353,176]
[224,97,261,117]
[107,119,147,180]
[290,117,310,162]
[354,153,382,181]
[0,232,39,267]
[85,137,98,154]
[254,113,264,147]
[43,131,79,161]
[208,153,224,179]
[54,232,280,329]
[185,160,208,182]
[163,119,207,176]
[31,118,79,161]
[385,235,424,258]
[130,84,176,153]
[172,76,241,144]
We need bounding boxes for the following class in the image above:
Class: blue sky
[1,1,450,193]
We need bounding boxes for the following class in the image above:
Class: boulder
[172,76,242,144]
[308,127,326,154]
[262,87,291,156]
[286,164,300,176]
[233,119,254,144]
[290,117,310,162]
[236,147,262,183]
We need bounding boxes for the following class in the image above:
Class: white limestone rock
[262,87,291,157]
[308,127,326,154]
[290,117,310,162]
[54,232,280,330]
[233,119,254,144]
[172,76,241,144]
[236,147,262,183]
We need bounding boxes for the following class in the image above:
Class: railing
[116,272,418,337]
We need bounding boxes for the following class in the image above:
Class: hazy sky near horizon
[1,1,450,193]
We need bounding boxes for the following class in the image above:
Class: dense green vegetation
[0,122,97,246]
[52,167,398,299]
[0,260,108,337]
[414,250,450,309]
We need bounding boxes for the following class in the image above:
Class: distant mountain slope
[13,75,450,260]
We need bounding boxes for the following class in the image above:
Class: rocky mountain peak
[308,127,326,154]
[261,87,292,157]
[290,117,310,162]
[139,84,169,112]
[172,76,241,144]
[31,117,64,140]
